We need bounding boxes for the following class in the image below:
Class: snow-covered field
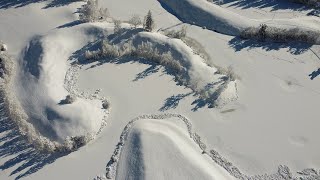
[1,0,320,179]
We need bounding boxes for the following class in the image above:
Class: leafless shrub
[128,14,142,28]
[102,100,110,109]
[164,26,187,39]
[64,95,76,104]
[241,24,320,44]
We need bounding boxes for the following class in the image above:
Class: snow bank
[159,0,320,44]
[104,114,234,180]
[11,23,111,151]
[131,32,238,106]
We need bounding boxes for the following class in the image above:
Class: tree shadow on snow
[228,37,312,55]
[309,68,320,80]
[0,98,69,180]
[0,0,80,9]
[222,0,309,12]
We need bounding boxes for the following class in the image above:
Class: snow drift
[159,0,320,44]
[131,32,238,107]
[11,23,110,151]
[103,115,234,180]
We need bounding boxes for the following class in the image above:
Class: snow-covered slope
[116,118,233,180]
[159,0,320,43]
[1,0,320,180]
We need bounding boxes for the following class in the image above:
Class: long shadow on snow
[70,28,226,111]
[222,0,309,12]
[0,0,79,9]
[0,98,69,180]
[228,37,312,55]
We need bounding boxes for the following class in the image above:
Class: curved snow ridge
[132,32,238,107]
[0,51,61,151]
[101,113,320,180]
[3,23,111,152]
[103,113,240,179]
[158,0,320,43]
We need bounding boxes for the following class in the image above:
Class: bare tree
[129,14,142,28]
[113,19,122,34]
[78,0,109,22]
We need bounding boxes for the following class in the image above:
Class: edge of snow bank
[158,0,320,44]
[99,113,320,180]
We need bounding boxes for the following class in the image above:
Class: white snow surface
[159,0,320,43]
[117,118,233,180]
[15,23,109,142]
[0,0,320,180]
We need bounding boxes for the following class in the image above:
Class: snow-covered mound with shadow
[113,117,233,180]
[131,32,238,107]
[13,23,110,150]
[158,0,320,43]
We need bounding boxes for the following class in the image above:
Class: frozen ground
[1,0,320,180]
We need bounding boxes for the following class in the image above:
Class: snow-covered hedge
[241,24,320,44]
[84,40,184,73]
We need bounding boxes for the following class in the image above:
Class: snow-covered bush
[241,24,320,44]
[181,37,210,64]
[101,40,120,58]
[64,94,76,104]
[85,49,100,60]
[164,26,187,39]
[113,19,122,34]
[102,100,110,109]
[64,135,91,151]
[0,43,7,52]
[143,10,155,32]
[78,0,109,22]
[129,14,142,28]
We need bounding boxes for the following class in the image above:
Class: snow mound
[112,117,233,180]
[131,32,238,107]
[159,0,320,44]
[13,23,111,150]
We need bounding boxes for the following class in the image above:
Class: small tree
[113,19,122,34]
[79,0,109,22]
[258,24,267,41]
[143,10,155,32]
[129,14,142,28]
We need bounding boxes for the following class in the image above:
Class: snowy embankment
[131,32,238,106]
[7,23,111,152]
[158,0,320,44]
[100,114,318,180]
[103,114,235,180]
[100,30,238,107]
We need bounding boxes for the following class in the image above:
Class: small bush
[101,40,120,58]
[79,0,109,22]
[113,19,122,34]
[164,26,187,39]
[129,14,142,28]
[102,100,110,109]
[64,95,76,104]
[241,24,320,44]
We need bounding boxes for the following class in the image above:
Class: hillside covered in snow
[1,0,320,180]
